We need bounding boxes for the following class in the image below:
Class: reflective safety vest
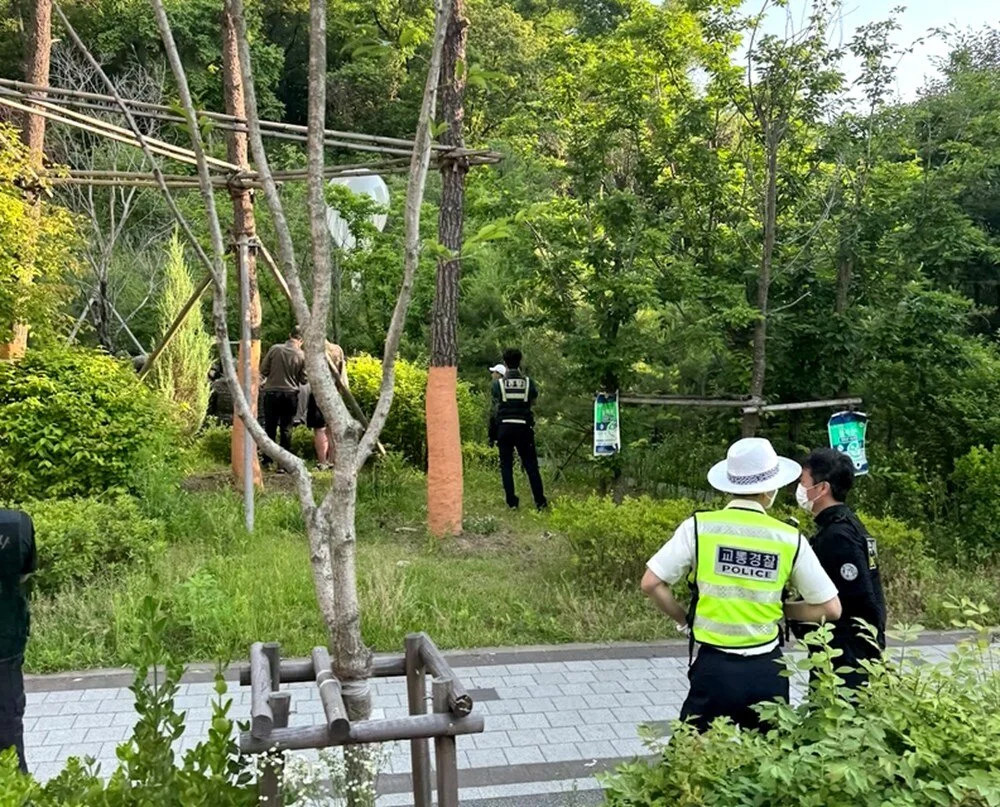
[690,508,800,650]
[497,375,533,424]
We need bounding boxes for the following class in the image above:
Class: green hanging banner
[828,410,869,476]
[594,392,621,457]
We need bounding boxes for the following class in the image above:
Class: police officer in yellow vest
[641,438,842,731]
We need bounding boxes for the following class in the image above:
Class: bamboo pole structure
[0,77,502,160]
[237,236,255,532]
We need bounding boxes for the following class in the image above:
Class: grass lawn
[25,456,1000,674]
[25,462,668,673]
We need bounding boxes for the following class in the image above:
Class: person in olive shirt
[490,348,547,510]
[259,326,307,469]
[795,448,887,688]
[1,509,37,773]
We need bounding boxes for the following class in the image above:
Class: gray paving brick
[543,726,582,745]
[563,671,597,684]
[503,745,545,765]
[44,690,83,703]
[504,675,537,688]
[480,700,524,715]
[465,748,504,768]
[588,680,625,694]
[27,701,68,717]
[506,728,544,747]
[32,762,67,780]
[26,744,63,764]
[577,707,616,725]
[34,714,76,731]
[517,697,555,714]
[558,683,592,696]
[610,706,651,724]
[44,728,88,747]
[612,737,649,757]
[614,692,653,707]
[533,672,567,685]
[505,663,539,674]
[541,742,581,762]
[577,723,617,742]
[545,710,582,728]
[92,699,136,714]
[511,712,550,729]
[98,741,122,759]
[85,725,131,743]
[620,678,658,693]
[582,694,618,710]
[549,695,580,711]
[592,659,627,671]
[471,731,510,750]
[533,662,568,674]
[498,686,532,700]
[610,722,642,739]
[576,739,618,759]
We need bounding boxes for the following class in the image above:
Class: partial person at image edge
[0,509,37,773]
[490,348,547,511]
[793,448,887,687]
[641,438,842,732]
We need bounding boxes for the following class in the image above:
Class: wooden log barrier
[433,678,459,807]
[249,642,274,738]
[239,654,406,686]
[405,633,432,807]
[259,690,291,805]
[312,647,351,741]
[239,711,485,754]
[417,633,473,717]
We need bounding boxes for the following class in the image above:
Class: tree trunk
[222,7,263,490]
[1,0,51,360]
[743,136,778,438]
[92,271,113,352]
[426,0,469,537]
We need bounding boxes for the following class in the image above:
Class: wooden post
[259,690,291,806]
[418,633,473,716]
[432,678,459,807]
[263,642,281,690]
[249,642,274,738]
[138,274,212,379]
[238,235,255,533]
[312,646,350,740]
[405,633,432,807]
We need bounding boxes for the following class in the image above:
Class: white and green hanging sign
[594,392,621,457]
[828,410,869,475]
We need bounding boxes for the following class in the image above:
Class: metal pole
[238,236,255,533]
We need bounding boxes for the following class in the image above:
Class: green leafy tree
[150,231,213,436]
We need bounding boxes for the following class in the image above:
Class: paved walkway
[22,635,969,805]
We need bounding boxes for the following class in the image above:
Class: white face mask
[796,482,819,513]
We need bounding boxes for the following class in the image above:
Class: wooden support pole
[249,642,274,739]
[259,690,290,806]
[138,273,211,379]
[742,397,863,414]
[312,647,350,741]
[405,634,432,807]
[433,678,459,807]
[239,711,485,754]
[239,655,406,686]
[418,633,473,716]
[263,642,281,691]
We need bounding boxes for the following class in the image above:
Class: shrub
[196,425,233,465]
[347,354,484,463]
[949,445,1000,559]
[601,617,1000,807]
[0,596,254,805]
[0,347,176,501]
[551,495,699,589]
[149,231,213,437]
[462,441,499,469]
[22,496,166,595]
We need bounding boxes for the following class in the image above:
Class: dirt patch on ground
[181,471,299,494]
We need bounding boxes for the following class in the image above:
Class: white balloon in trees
[325,172,390,251]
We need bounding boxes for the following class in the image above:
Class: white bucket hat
[707,437,801,495]
[489,364,506,375]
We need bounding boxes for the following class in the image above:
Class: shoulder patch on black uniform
[840,562,859,581]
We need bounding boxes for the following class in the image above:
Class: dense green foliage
[21,497,165,595]
[0,123,80,343]
[0,348,176,501]
[602,617,1000,806]
[149,232,212,437]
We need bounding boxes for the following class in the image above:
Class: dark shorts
[679,645,787,732]
[306,394,326,430]
[0,654,26,772]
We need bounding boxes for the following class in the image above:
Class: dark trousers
[0,654,26,773]
[679,645,787,733]
[497,422,547,509]
[262,389,298,463]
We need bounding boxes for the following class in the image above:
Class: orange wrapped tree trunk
[426,0,469,537]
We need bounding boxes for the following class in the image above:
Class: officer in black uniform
[490,348,547,510]
[794,448,887,688]
[1,509,37,773]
